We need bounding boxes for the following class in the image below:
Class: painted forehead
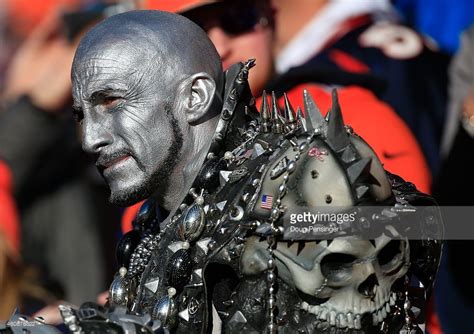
[72,39,161,98]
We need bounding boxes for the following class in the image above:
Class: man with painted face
[57,10,442,334]
[71,11,223,210]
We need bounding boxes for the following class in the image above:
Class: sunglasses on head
[182,1,269,36]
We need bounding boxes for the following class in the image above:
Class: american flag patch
[261,195,273,210]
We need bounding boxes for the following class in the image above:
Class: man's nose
[81,117,114,154]
[207,26,232,61]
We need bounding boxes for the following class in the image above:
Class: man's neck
[157,116,220,213]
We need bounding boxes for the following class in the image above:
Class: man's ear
[179,72,217,125]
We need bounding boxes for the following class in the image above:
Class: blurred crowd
[0,0,473,332]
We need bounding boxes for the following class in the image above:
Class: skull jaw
[299,290,400,331]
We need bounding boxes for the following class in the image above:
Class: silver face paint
[73,42,180,205]
[71,11,222,206]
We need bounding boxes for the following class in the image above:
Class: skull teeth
[346,312,354,329]
[336,313,347,328]
[389,292,396,306]
[319,308,328,321]
[301,292,398,329]
[371,293,397,325]
[354,314,361,330]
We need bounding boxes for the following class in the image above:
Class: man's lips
[103,155,130,169]
[96,152,132,171]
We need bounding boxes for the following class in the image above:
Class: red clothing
[263,84,431,194]
[0,160,20,255]
[121,201,144,234]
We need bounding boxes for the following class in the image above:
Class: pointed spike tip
[326,88,350,151]
[260,90,270,120]
[245,58,256,69]
[271,91,280,119]
[296,106,303,118]
[270,91,283,133]
[283,93,296,123]
[302,89,325,132]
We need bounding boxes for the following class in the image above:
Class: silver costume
[89,61,441,333]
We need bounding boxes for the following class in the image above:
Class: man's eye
[72,108,84,123]
[102,97,122,109]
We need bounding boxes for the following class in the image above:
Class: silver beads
[287,161,296,174]
[177,203,206,242]
[252,178,260,187]
[109,274,131,306]
[152,288,178,328]
[127,234,159,277]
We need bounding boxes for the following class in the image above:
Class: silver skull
[241,230,409,330]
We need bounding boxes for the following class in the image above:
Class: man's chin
[109,185,150,207]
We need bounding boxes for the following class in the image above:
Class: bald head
[73,10,223,99]
[71,11,225,207]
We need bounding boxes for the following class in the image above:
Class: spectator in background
[0,3,122,306]
[268,0,448,176]
[394,0,474,55]
[441,25,474,157]
[434,25,474,334]
[0,170,58,319]
[145,0,275,97]
[0,0,80,91]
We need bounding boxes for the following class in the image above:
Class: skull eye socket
[321,253,357,282]
[377,240,404,273]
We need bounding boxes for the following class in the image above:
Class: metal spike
[303,89,324,133]
[283,93,296,125]
[244,58,256,70]
[179,309,190,321]
[271,91,282,134]
[326,89,350,151]
[260,91,271,133]
[260,91,270,120]
[237,59,256,83]
[347,158,372,184]
[278,114,292,133]
[277,113,287,124]
[144,278,160,293]
[296,107,307,131]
